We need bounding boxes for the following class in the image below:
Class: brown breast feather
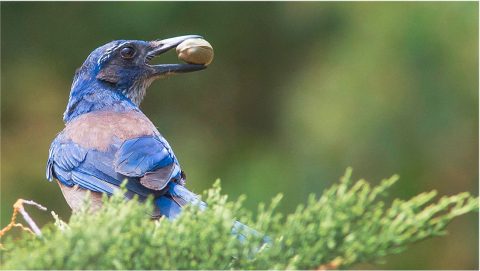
[64,111,158,151]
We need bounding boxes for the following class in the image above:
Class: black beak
[146,35,207,76]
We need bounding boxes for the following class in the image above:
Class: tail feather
[154,196,182,219]
[154,182,270,244]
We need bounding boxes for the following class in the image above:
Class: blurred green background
[1,2,478,269]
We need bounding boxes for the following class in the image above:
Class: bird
[45,35,258,243]
[46,35,210,218]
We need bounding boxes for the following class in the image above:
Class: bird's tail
[155,182,269,244]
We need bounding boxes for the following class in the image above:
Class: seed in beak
[176,38,214,66]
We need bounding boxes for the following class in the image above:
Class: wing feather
[47,138,117,195]
[115,136,182,191]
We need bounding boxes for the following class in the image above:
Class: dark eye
[120,47,135,59]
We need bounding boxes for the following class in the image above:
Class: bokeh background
[1,2,478,269]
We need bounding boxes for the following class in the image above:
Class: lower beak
[146,35,207,76]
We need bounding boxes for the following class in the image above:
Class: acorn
[176,38,214,66]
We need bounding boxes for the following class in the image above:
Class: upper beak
[146,35,207,76]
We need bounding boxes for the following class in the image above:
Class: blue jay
[46,35,221,221]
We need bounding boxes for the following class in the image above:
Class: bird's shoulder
[63,110,160,151]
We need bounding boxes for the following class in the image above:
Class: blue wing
[46,138,118,195]
[114,136,182,191]
[47,134,183,197]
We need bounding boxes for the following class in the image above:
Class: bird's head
[71,35,207,106]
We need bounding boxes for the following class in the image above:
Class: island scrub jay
[46,35,212,219]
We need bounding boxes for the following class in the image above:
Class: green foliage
[1,169,478,270]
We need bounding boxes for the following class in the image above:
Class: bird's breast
[64,111,158,151]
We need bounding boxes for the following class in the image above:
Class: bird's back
[63,110,160,152]
[47,109,184,213]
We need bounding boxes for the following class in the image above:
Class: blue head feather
[64,40,153,122]
[63,36,206,122]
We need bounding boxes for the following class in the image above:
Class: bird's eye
[120,47,136,59]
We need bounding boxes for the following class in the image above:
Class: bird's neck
[63,76,139,123]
